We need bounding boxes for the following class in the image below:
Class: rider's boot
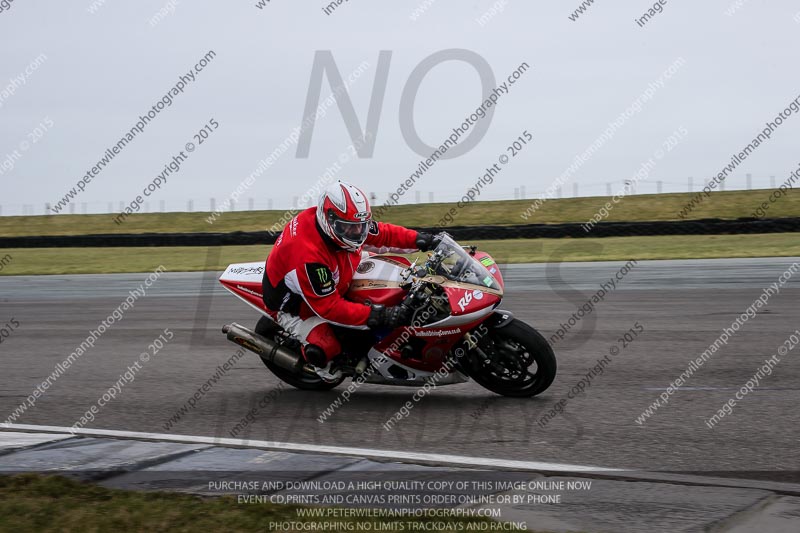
[302,344,342,383]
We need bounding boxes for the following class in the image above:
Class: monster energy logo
[316,267,329,282]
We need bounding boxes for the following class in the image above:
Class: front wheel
[464,319,556,397]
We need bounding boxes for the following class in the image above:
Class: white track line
[4,423,800,495]
[1,423,616,473]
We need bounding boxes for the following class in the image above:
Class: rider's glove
[416,232,438,252]
[367,304,413,329]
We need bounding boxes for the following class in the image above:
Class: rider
[262,180,436,381]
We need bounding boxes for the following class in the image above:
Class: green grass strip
[0,474,530,533]
[1,233,799,276]
[0,189,796,238]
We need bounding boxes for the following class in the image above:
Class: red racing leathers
[262,207,419,361]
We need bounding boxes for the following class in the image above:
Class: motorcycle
[219,233,556,397]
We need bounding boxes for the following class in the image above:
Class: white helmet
[316,180,372,251]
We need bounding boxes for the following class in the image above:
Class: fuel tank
[346,255,411,307]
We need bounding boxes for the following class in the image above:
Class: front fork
[458,311,516,375]
[463,329,482,350]
[449,323,489,375]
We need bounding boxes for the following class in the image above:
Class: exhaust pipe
[222,322,302,372]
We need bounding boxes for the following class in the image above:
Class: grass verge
[0,188,796,237]
[1,233,799,276]
[0,474,526,533]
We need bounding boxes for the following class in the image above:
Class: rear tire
[255,316,344,391]
[465,319,556,397]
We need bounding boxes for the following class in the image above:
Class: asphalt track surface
[2,256,799,478]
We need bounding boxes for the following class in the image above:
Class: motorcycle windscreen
[432,236,503,294]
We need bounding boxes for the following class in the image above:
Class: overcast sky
[1,0,799,215]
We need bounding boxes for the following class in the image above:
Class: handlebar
[402,281,428,310]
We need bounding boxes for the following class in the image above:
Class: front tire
[465,319,556,397]
[255,317,344,391]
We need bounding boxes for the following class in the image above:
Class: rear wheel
[255,317,344,391]
[465,319,556,397]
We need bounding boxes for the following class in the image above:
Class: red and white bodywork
[219,236,506,387]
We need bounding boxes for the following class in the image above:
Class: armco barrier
[0,218,799,248]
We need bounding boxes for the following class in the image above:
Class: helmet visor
[331,218,369,247]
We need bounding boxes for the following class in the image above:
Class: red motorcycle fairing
[473,251,505,291]
[346,251,501,371]
[372,318,487,372]
[444,286,501,317]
